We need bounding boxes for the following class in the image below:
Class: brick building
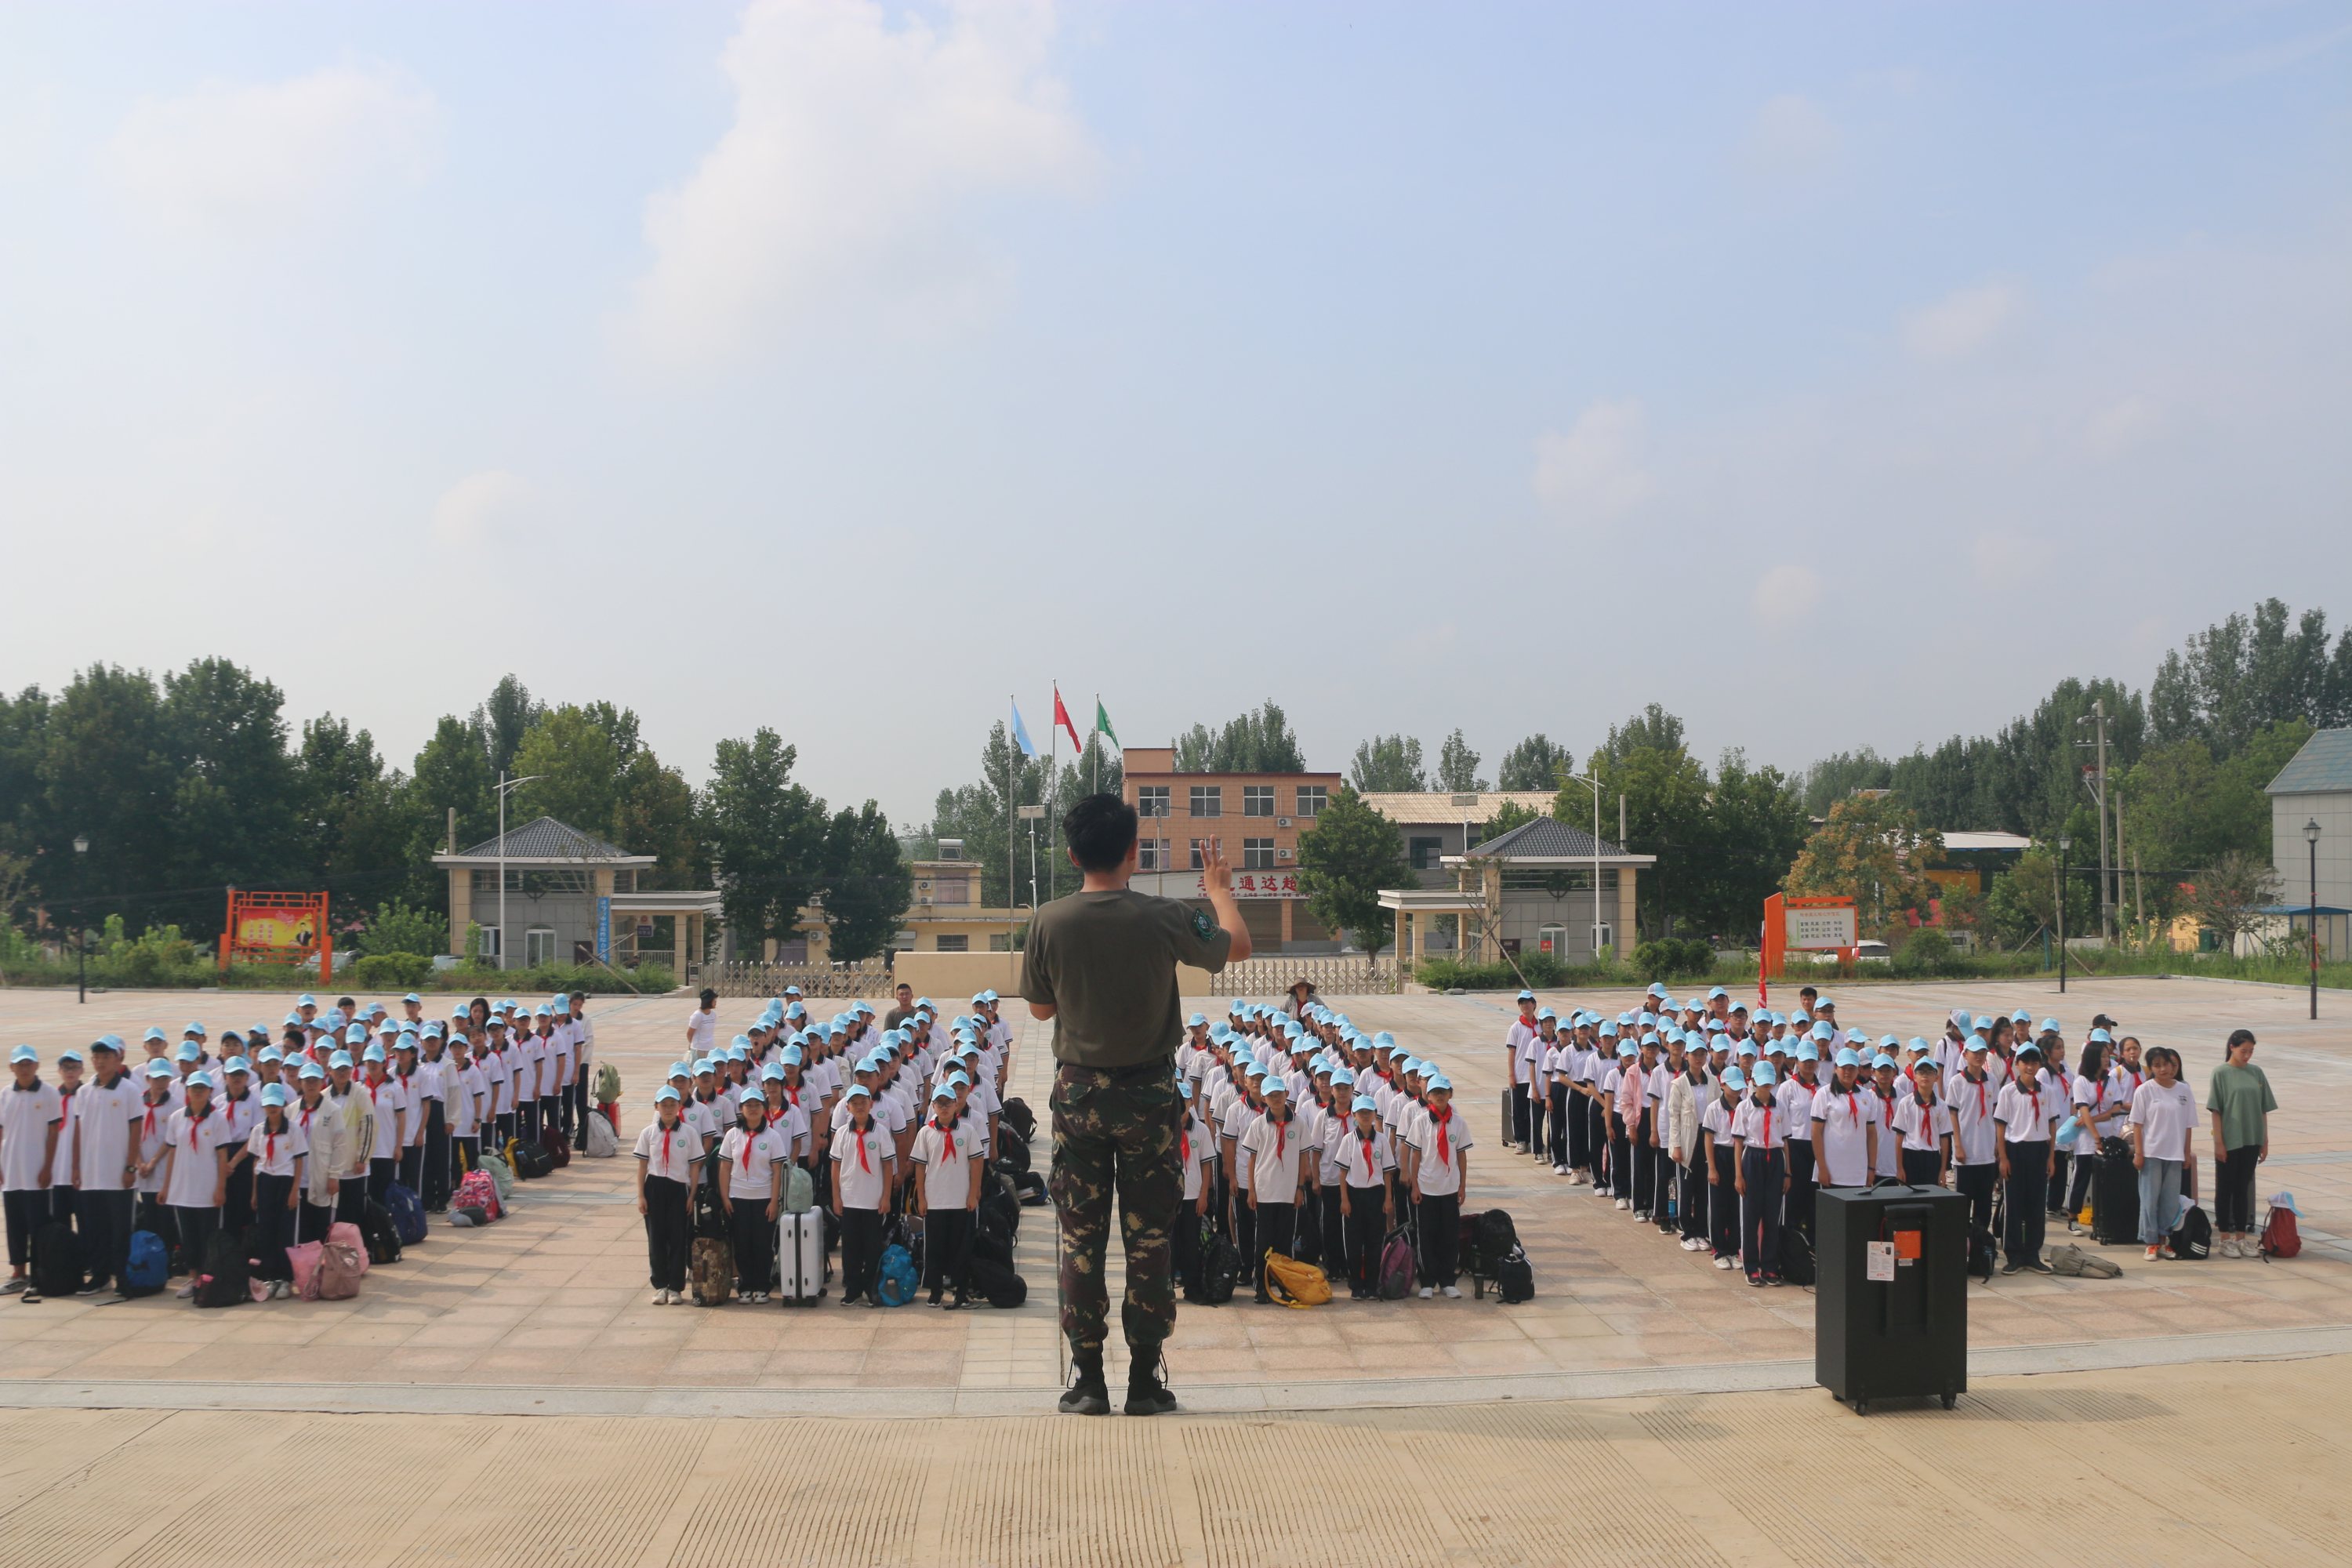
[1118,746,1347,953]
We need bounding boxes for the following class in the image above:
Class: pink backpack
[314,1240,364,1300]
[328,1221,370,1274]
[453,1170,503,1221]
[287,1241,324,1298]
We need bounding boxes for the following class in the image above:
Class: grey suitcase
[779,1210,825,1304]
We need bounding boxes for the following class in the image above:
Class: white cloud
[630,0,1097,366]
[2086,394,2161,458]
[1901,282,2021,361]
[1741,93,1838,181]
[1751,563,1821,618]
[431,470,533,546]
[103,64,437,236]
[1533,400,1654,517]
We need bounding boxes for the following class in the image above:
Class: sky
[2,1,2347,828]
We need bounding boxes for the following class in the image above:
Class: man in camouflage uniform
[1022,793,1248,1416]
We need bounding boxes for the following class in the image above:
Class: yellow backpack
[1263,1250,1331,1308]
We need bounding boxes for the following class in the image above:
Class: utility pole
[2076,702,2114,942]
[2056,833,2070,993]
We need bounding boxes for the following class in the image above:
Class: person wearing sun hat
[158,1071,229,1298]
[1994,1041,2063,1272]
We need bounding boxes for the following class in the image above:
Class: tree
[474,674,545,779]
[1473,799,1542,846]
[411,714,498,850]
[359,898,448,957]
[1436,728,1486,792]
[821,801,913,962]
[1784,793,1944,938]
[1349,735,1426,792]
[702,728,828,953]
[1802,748,1895,816]
[2183,850,2280,955]
[1496,734,1572,791]
[1575,737,1709,939]
[1601,703,1686,762]
[511,706,625,833]
[1174,701,1305,773]
[1295,786,1412,956]
[2150,598,2352,757]
[1984,847,2057,949]
[924,721,1051,909]
[1682,752,1809,938]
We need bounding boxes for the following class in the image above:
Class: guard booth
[1816,1184,1968,1414]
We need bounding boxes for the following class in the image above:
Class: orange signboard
[220,890,332,977]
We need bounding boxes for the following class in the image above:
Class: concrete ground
[2,975,2347,1565]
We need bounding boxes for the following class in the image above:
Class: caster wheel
[1852,1400,1867,1416]
[1941,1393,1957,1410]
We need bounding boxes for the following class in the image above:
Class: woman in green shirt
[2206,1029,2278,1257]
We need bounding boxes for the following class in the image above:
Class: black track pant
[1417,1191,1461,1287]
[1253,1201,1297,1297]
[174,1206,220,1277]
[644,1175,689,1292]
[1344,1189,1386,1295]
[840,1206,885,1302]
[728,1196,774,1295]
[1708,1145,1739,1258]
[77,1189,133,1290]
[1740,1148,1784,1280]
[1955,1162,1997,1259]
[2003,1142,2049,1265]
[421,1100,452,1210]
[924,1208,972,1301]
[1901,1149,1944,1187]
[1679,1154,1708,1241]
[253,1174,297,1281]
[1784,1139,1817,1240]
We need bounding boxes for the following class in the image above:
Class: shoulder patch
[1191,909,1218,942]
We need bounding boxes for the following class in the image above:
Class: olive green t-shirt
[2205,1062,2277,1150]
[1019,888,1233,1069]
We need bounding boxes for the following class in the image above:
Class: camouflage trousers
[1050,1059,1184,1356]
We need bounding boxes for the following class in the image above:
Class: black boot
[1124,1342,1178,1416]
[1058,1348,1110,1416]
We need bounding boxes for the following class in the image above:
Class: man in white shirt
[568,993,597,1152]
[2,1047,64,1294]
[1408,1076,1472,1298]
[1994,1044,2063,1274]
[1504,991,1538,1152]
[1241,1081,1311,1302]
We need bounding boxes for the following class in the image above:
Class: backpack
[328,1221,371,1274]
[691,1236,734,1305]
[1001,1097,1035,1141]
[2260,1205,2301,1260]
[996,1134,1032,1178]
[1013,1171,1047,1206]
[314,1239,364,1300]
[1264,1250,1331,1308]
[2171,1204,2212,1261]
[1779,1227,1816,1287]
[194,1234,249,1308]
[782,1164,815,1215]
[1496,1246,1535,1304]
[30,1220,81,1299]
[452,1170,502,1222]
[121,1231,169,1298]
[481,1152,515,1203]
[877,1244,918,1307]
[1472,1210,1519,1276]
[1379,1229,1415,1300]
[1187,1221,1240,1305]
[693,1181,727,1240]
[583,1112,619,1160]
[977,1185,1019,1248]
[592,1062,622,1104]
[386,1181,428,1246]
[539,1123,572,1171]
[513,1141,554,1180]
[971,1226,1014,1269]
[360,1200,403,1266]
[970,1255,1027,1308]
[2048,1244,2122,1279]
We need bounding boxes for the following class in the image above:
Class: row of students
[1174,1003,1475,1301]
[635,991,1011,1307]
[0,990,601,1298]
[1497,989,2272,1281]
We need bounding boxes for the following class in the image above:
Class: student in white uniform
[1810,1048,1875,1192]
[246,1084,308,1297]
[1174,1076,1217,1297]
[910,1084,981,1308]
[1994,1044,2062,1273]
[1893,1059,1953,1187]
[717,1087,787,1304]
[158,1073,230,1296]
[1730,1064,1788,1287]
[356,1046,408,1207]
[636,1087,699,1303]
[830,1084,895,1308]
[2128,1047,2198,1262]
[1241,1080,1311,1302]
[685,989,720,1058]
[46,1047,84,1225]
[1334,1098,1395,1299]
[73,1036,141,1295]
[1407,1076,1472,1298]
[2,1047,64,1294]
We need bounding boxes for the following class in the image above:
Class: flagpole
[1092,693,1100,794]
[1007,696,1017,923]
[1047,684,1059,902]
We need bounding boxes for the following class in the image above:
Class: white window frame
[1189,785,1222,818]
[524,927,558,967]
[1242,837,1276,869]
[1136,786,1171,818]
[1242,785,1276,817]
[1295,786,1327,818]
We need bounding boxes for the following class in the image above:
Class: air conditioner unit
[1276,816,1291,827]
[1277,848,1293,861]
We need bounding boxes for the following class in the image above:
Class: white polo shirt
[1945,1071,2001,1165]
[1243,1111,1309,1200]
[246,1120,310,1179]
[1409,1105,1472,1196]
[719,1124,788,1200]
[2129,1080,2198,1163]
[830,1122,894,1210]
[162,1107,229,1208]
[1893,1092,1953,1155]
[635,1119,702,1185]
[1810,1083,1872,1187]
[0,1080,63,1191]
[910,1118,978,1209]
[1334,1123,1395,1189]
[74,1073,142,1190]
[1995,1080,2063,1144]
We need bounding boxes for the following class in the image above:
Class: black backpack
[30,1220,81,1299]
[194,1234,249,1308]
[1778,1227,1816,1287]
[1496,1246,1535,1304]
[971,1226,1014,1269]
[2172,1204,2212,1260]
[1473,1209,1519,1275]
[996,1134,1032,1178]
[361,1199,404,1266]
[970,1255,1027,1308]
[977,1184,1019,1247]
[513,1141,555,1180]
[1000,1098,1035,1141]
[1188,1221,1240,1305]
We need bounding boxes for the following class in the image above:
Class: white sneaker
[1714,1255,1735,1270]
[653,1289,669,1305]
[1442,1285,1462,1298]
[1616,1199,1631,1210]
[176,1283,197,1299]
[1554,1163,1568,1175]
[1567,1171,1585,1186]
[1681,1236,1703,1252]
[2143,1245,2160,1262]
[1633,1210,1650,1221]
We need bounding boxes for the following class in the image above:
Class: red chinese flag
[1052,686,1083,751]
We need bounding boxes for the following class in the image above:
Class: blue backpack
[877,1243,918,1307]
[122,1230,169,1297]
[386,1182,428,1247]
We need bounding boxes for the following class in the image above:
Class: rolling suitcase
[778,1211,825,1304]
[2092,1139,2140,1246]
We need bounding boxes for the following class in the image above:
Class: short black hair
[1065,793,1139,871]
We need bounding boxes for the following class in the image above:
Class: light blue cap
[7,1045,35,1065]
[782,1046,804,1066]
[175,1043,201,1062]
[223,1056,251,1075]
[1722,1067,1748,1090]
[1972,1015,1993,1032]
[1427,1074,1452,1091]
[2040,1018,2062,1035]
[726,1045,748,1062]
[1795,1042,1819,1062]
[329,1051,354,1069]
[1834,1047,1862,1069]
[1810,1022,1834,1041]
[1913,1057,1942,1073]
[844,1083,871,1100]
[1188,1012,1207,1027]
[185,1071,216,1092]
[394,1032,419,1051]
[655,1085,681,1103]
[260,1083,290,1106]
[298,1061,326,1080]
[1871,1053,1896,1070]
[1616,1041,1636,1057]
[1751,1064,1777,1085]
[345,1025,368,1044]
[1708,986,1728,1000]
[1599,1021,1619,1037]
[1814,996,1835,1010]
[1791,1012,1811,1026]
[932,1084,956,1102]
[143,1025,169,1042]
[1517,989,1536,1002]
[693,1058,716,1074]
[93,1033,125,1053]
[731,1035,753,1052]
[145,1059,176,1078]
[361,1044,387,1063]
[258,1046,284,1064]
[1880,1034,1901,1050]
[1332,1068,1356,1087]
[1907,1036,1930,1052]
[297,993,318,1007]
[423,1022,445,1037]
[668,1061,692,1080]
[2011,1008,2034,1022]
[947,1072,970,1089]
[2088,1027,2111,1044]
[760,1062,785,1082]
[737,1087,764,1105]
[1735,1041,1759,1058]
[1537,1007,1557,1022]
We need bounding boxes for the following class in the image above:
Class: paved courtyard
[0,974,2343,1414]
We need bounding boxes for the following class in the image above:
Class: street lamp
[2308,818,2322,1022]
[71,834,88,1004]
[2056,833,2071,995]
[492,772,543,971]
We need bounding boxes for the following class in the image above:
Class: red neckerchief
[1759,1101,1773,1148]
[739,1123,759,1170]
[1180,1120,1190,1167]
[1432,1105,1451,1165]
[142,1099,162,1139]
[1359,1129,1377,1173]
[264,1123,279,1166]
[854,1123,872,1172]
[935,1117,955,1162]
[660,1123,674,1167]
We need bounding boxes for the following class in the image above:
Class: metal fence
[1206,955,1398,997]
[699,960,896,1000]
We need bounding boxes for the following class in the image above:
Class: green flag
[1094,698,1118,747]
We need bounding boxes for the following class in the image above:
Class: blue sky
[2,2,2347,826]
